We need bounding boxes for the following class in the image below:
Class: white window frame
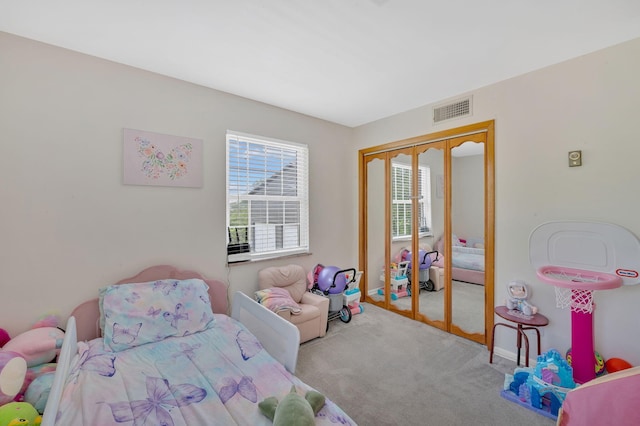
[391,162,432,240]
[226,131,309,261]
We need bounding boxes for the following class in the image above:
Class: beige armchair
[258,264,329,343]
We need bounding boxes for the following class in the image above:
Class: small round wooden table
[489,306,549,367]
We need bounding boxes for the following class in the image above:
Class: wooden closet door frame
[359,120,495,346]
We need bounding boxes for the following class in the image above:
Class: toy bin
[417,268,430,284]
[328,293,344,311]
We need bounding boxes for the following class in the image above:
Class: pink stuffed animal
[1,319,64,404]
[3,327,64,368]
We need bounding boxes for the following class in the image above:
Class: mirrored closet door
[365,148,417,318]
[415,142,446,329]
[358,121,494,345]
[364,153,387,311]
[448,133,489,343]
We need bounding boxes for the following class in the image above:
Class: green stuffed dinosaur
[259,386,325,426]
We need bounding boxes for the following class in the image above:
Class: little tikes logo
[616,269,639,278]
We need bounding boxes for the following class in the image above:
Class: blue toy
[502,349,577,419]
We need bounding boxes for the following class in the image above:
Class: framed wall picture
[123,128,203,188]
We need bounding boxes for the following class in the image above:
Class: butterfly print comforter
[54,314,354,425]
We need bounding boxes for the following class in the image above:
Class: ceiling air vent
[433,96,472,124]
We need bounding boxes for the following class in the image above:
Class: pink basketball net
[536,266,623,314]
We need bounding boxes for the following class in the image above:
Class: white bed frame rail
[41,316,78,426]
[231,291,300,374]
[40,291,300,426]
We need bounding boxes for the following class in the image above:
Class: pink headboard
[70,265,229,342]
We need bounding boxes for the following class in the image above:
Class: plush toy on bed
[0,316,63,409]
[2,318,64,368]
[0,401,41,425]
[259,386,325,426]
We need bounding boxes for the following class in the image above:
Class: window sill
[227,251,312,266]
[392,233,433,242]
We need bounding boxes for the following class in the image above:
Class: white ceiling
[2,1,640,127]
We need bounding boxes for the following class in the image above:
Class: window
[391,162,431,239]
[226,131,309,261]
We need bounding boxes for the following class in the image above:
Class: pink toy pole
[571,301,595,384]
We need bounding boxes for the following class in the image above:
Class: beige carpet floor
[295,303,555,426]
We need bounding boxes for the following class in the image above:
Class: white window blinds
[391,163,432,238]
[226,131,309,260]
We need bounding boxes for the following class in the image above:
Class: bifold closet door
[364,154,386,307]
[448,133,486,344]
[415,142,446,330]
[359,120,495,346]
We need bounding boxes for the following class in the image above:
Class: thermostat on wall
[568,150,582,167]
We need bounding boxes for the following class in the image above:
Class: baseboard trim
[492,346,538,367]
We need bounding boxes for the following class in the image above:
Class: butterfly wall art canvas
[123,128,203,187]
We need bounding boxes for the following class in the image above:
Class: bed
[41,265,355,425]
[433,235,485,285]
[556,366,640,425]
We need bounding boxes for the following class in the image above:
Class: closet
[358,121,494,345]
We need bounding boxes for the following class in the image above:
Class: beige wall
[0,32,355,337]
[353,37,640,365]
[3,30,640,366]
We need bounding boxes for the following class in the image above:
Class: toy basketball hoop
[537,266,623,315]
[530,221,640,384]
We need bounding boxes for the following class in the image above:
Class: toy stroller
[310,264,355,328]
[402,249,438,293]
